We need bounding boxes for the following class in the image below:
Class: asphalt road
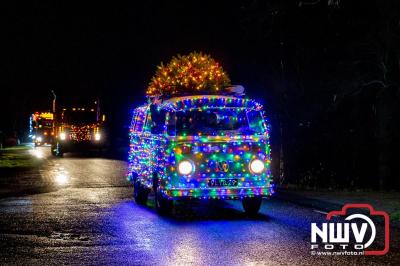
[0,147,398,265]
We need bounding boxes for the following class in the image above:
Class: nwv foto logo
[310,204,390,256]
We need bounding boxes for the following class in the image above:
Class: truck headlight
[60,132,66,140]
[178,160,194,175]
[249,159,265,174]
[94,133,101,141]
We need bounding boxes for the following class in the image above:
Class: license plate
[207,178,238,187]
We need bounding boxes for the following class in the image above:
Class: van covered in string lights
[128,94,274,215]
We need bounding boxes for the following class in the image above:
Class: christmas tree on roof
[146,52,231,98]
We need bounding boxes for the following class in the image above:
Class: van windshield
[168,108,266,136]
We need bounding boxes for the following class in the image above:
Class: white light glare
[250,159,265,174]
[178,160,194,175]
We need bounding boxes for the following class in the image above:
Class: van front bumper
[161,186,274,200]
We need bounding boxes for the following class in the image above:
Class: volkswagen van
[128,94,273,215]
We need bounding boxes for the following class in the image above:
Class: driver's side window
[166,111,176,136]
[133,108,146,133]
[145,105,166,134]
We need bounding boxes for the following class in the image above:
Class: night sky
[3,1,258,137]
[2,0,330,135]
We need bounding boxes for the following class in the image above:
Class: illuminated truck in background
[31,112,54,146]
[128,94,274,215]
[51,101,106,156]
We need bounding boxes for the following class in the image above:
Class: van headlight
[177,160,194,175]
[249,159,265,174]
[60,132,66,140]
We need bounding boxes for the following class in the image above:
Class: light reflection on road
[104,201,268,265]
[168,229,204,265]
[55,171,69,186]
[2,146,398,265]
[30,148,44,159]
[29,146,71,187]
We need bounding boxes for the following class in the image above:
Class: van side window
[166,111,176,136]
[130,110,137,131]
[144,108,152,133]
[246,110,266,134]
[146,104,165,134]
[133,108,146,132]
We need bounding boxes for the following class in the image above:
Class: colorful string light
[128,95,273,200]
[146,52,231,97]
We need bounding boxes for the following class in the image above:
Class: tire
[51,146,57,156]
[152,173,173,215]
[155,187,173,215]
[55,142,64,157]
[242,197,262,216]
[133,181,149,205]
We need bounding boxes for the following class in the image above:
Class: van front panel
[162,135,273,199]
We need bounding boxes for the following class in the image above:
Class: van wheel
[51,143,62,157]
[51,146,57,156]
[155,187,173,215]
[133,181,149,205]
[242,197,262,216]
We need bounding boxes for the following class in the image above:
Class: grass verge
[0,145,41,168]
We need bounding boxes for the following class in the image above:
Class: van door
[128,106,147,182]
[142,106,168,187]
